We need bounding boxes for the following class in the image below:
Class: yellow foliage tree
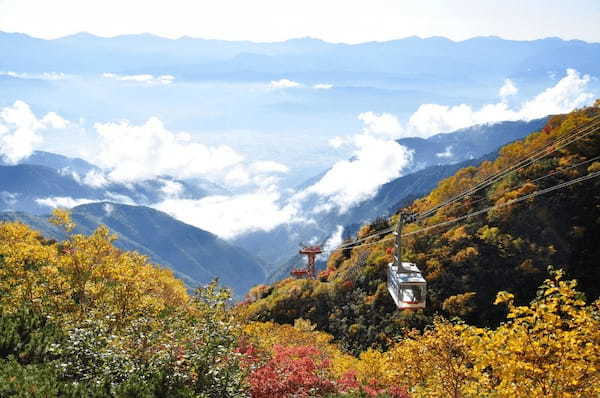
[0,210,190,327]
[384,320,482,398]
[477,270,600,397]
[376,270,600,398]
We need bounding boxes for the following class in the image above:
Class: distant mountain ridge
[16,150,99,176]
[234,118,549,273]
[1,202,265,294]
[0,163,207,214]
[1,32,598,83]
[0,151,227,214]
[398,118,548,169]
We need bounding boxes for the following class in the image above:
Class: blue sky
[0,0,599,43]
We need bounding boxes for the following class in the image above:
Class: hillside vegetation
[243,105,600,354]
[1,105,599,397]
[1,203,266,294]
[0,212,598,397]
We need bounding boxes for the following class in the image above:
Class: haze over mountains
[1,32,598,181]
[2,32,599,83]
[233,117,548,276]
[0,117,549,285]
[0,32,598,292]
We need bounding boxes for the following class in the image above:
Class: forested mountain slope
[266,151,497,284]
[1,202,265,294]
[236,119,547,272]
[243,104,600,353]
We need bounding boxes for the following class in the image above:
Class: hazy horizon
[1,0,599,43]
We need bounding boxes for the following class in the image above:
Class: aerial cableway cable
[333,168,600,252]
[424,153,600,218]
[417,115,600,220]
[335,117,600,249]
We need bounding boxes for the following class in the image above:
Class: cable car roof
[389,262,426,283]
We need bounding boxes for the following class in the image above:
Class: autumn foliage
[249,345,335,397]
[1,104,600,397]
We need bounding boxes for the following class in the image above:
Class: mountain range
[0,113,556,294]
[2,32,598,188]
[233,117,548,276]
[0,151,228,214]
[1,202,265,295]
[242,105,600,353]
[2,33,599,85]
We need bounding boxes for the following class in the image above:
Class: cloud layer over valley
[1,68,597,241]
[0,100,69,164]
[151,69,597,238]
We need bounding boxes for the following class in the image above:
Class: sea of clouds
[0,69,595,238]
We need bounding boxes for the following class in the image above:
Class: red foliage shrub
[338,371,411,398]
[338,370,360,391]
[248,345,336,398]
[341,280,354,290]
[318,269,333,282]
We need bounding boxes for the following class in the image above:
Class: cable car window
[401,285,423,303]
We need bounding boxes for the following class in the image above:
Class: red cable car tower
[290,245,322,279]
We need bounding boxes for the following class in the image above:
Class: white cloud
[0,71,67,80]
[323,225,344,253]
[250,160,289,174]
[267,80,331,90]
[407,69,594,137]
[82,170,109,187]
[358,111,404,139]
[268,79,302,89]
[103,202,114,216]
[518,68,594,119]
[147,109,412,237]
[41,112,69,129]
[101,72,175,85]
[328,136,346,149]
[104,192,136,205]
[499,78,518,98]
[159,179,184,198]
[224,161,288,188]
[154,188,301,239]
[0,100,69,164]
[36,196,96,209]
[299,133,413,213]
[435,146,454,159]
[93,117,244,183]
[58,168,82,183]
[224,166,252,187]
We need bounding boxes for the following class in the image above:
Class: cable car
[387,262,426,309]
[387,211,427,309]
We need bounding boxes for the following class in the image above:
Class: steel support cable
[335,117,600,250]
[432,154,600,216]
[333,169,600,252]
[417,117,600,220]
[335,150,600,251]
[335,226,395,250]
[420,117,600,218]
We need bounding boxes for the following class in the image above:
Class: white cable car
[387,211,427,309]
[387,262,426,309]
